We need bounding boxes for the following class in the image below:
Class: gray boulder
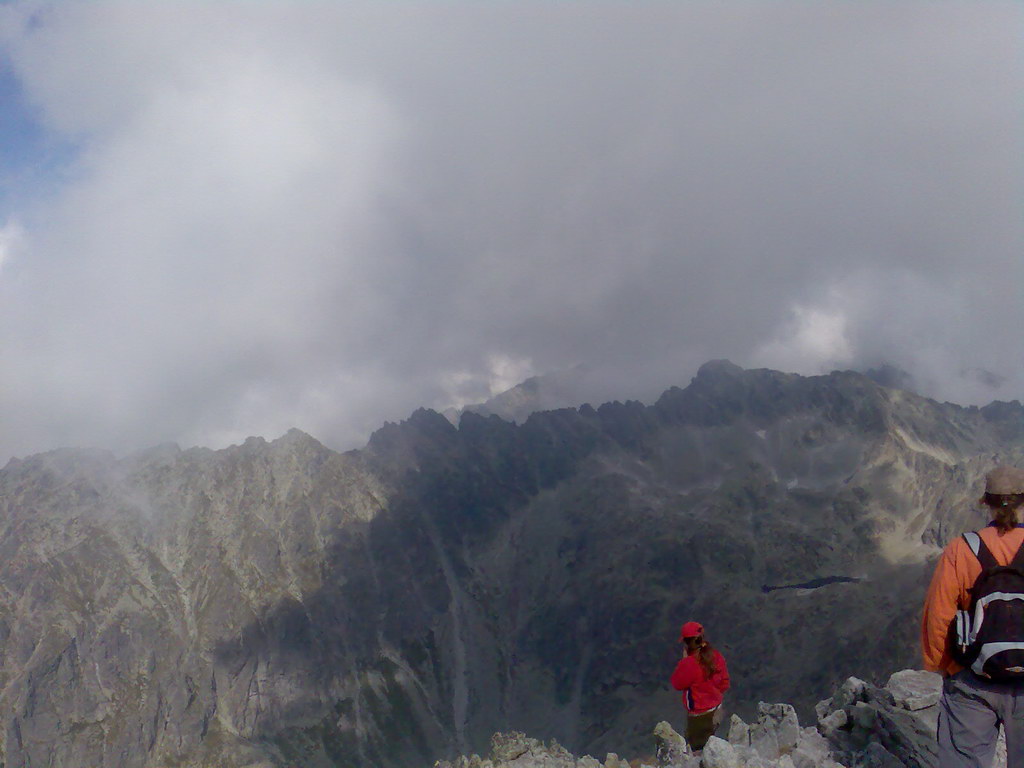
[654,720,692,766]
[744,704,795,760]
[861,742,904,768]
[790,727,832,768]
[727,715,750,748]
[491,732,535,762]
[700,737,740,768]
[885,671,942,712]
[758,703,801,755]
[817,709,848,740]
[749,724,780,762]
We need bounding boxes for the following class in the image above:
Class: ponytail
[981,492,1024,534]
[684,635,719,678]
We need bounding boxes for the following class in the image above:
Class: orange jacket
[921,524,1024,675]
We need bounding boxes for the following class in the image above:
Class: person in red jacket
[670,621,730,751]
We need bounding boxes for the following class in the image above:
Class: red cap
[679,621,703,639]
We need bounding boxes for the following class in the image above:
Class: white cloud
[433,354,536,413]
[0,2,1021,462]
[486,354,536,397]
[0,221,23,274]
[0,4,407,458]
[752,302,854,376]
[749,267,1024,408]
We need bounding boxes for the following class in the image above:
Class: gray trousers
[938,669,1024,768]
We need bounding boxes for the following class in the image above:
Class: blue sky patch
[0,58,75,217]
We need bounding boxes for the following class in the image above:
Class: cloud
[751,266,1024,407]
[752,302,853,375]
[0,220,23,274]
[0,2,1021,462]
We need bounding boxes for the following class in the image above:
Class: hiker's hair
[980,492,1024,534]
[684,634,718,678]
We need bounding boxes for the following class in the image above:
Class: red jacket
[670,649,730,715]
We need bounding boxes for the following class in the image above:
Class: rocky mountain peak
[694,359,746,381]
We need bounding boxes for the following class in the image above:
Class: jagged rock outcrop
[1,364,1023,766]
[436,670,1004,768]
[813,670,1006,768]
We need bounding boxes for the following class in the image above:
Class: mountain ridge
[1,362,1022,766]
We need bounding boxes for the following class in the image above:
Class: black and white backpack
[949,530,1024,680]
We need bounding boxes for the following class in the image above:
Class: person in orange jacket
[921,465,1024,768]
[670,621,730,751]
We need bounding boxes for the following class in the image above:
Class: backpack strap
[962,531,981,556]
[962,531,999,571]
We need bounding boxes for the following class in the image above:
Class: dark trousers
[686,707,721,751]
[938,669,1023,768]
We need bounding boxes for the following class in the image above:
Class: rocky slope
[437,670,1006,768]
[1,362,1023,767]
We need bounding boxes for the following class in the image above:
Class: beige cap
[985,465,1024,495]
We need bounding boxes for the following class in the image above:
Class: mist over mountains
[1,3,1021,468]
[1,362,1022,767]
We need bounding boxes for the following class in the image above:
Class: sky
[0,2,1021,463]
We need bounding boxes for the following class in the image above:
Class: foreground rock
[813,670,1005,768]
[437,670,1006,768]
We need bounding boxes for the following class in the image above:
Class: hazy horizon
[2,358,1014,465]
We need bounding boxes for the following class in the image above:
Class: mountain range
[1,361,1021,767]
